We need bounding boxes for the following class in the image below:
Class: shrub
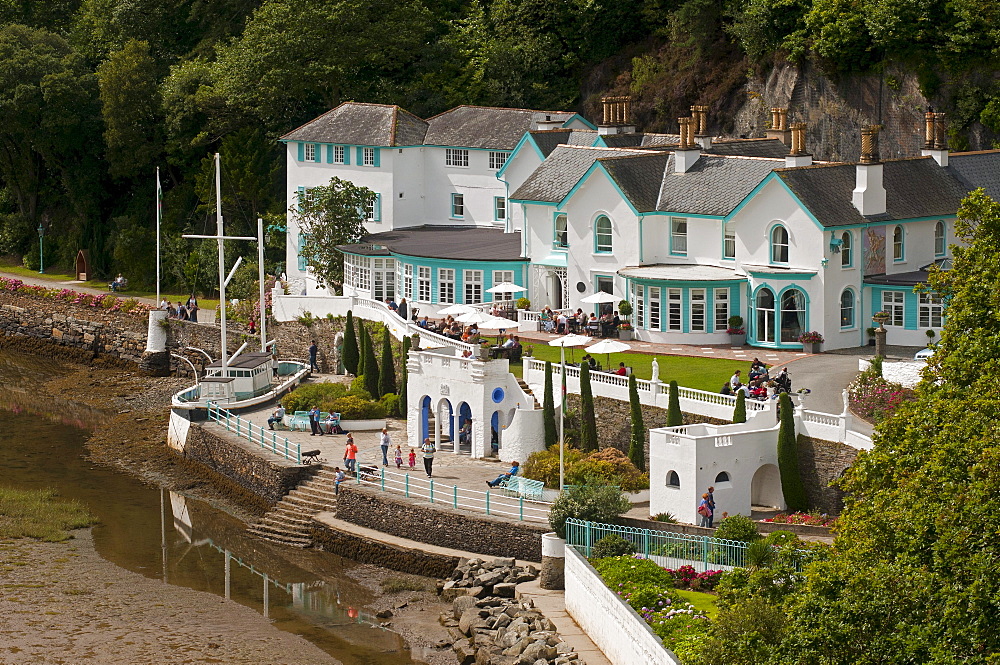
[566,447,649,492]
[343,311,359,375]
[329,395,388,420]
[296,311,315,326]
[777,393,809,512]
[652,512,678,523]
[733,390,746,423]
[378,328,396,397]
[515,296,531,310]
[579,362,598,452]
[763,530,800,547]
[522,445,585,488]
[543,361,557,448]
[762,512,838,528]
[380,392,400,416]
[593,555,676,587]
[281,383,349,412]
[713,514,761,543]
[666,380,682,426]
[848,366,915,424]
[591,534,637,559]
[349,375,369,396]
[548,480,632,538]
[627,373,646,471]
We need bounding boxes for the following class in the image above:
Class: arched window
[771,225,789,263]
[893,225,904,261]
[666,471,680,488]
[934,221,945,256]
[756,287,775,343]
[780,288,806,343]
[715,472,730,483]
[595,216,612,253]
[840,289,855,328]
[841,231,852,267]
[554,214,568,249]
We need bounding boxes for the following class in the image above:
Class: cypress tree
[378,328,396,397]
[357,321,367,378]
[777,392,808,512]
[627,373,646,471]
[364,325,380,397]
[343,310,359,375]
[733,390,747,423]
[666,380,683,426]
[543,361,557,447]
[579,362,598,452]
[397,336,410,417]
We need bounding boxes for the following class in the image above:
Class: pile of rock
[440,557,538,601]
[438,557,585,665]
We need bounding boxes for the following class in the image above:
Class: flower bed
[592,555,713,652]
[760,512,838,528]
[0,277,153,316]
[848,366,915,423]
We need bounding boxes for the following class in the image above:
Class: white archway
[750,464,783,509]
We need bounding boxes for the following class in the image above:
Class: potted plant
[515,296,531,311]
[872,311,890,328]
[617,300,634,340]
[727,315,746,346]
[925,329,936,346]
[618,321,633,341]
[865,327,876,346]
[798,330,824,354]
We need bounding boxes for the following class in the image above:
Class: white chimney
[852,125,886,216]
[533,114,565,131]
[692,105,712,149]
[784,122,812,167]
[920,111,948,167]
[674,117,701,173]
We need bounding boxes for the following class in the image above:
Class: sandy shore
[0,530,341,665]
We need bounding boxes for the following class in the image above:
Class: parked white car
[914,347,935,361]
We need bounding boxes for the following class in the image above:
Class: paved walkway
[516,579,612,665]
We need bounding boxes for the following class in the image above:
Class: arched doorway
[750,464,783,508]
[419,396,431,443]
[437,398,454,450]
[755,287,775,344]
[779,288,806,343]
[457,402,472,453]
[546,271,564,309]
[490,411,501,457]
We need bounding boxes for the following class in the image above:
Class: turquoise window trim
[594,215,613,253]
[722,222,736,261]
[313,143,321,163]
[729,284,741,319]
[450,193,464,219]
[356,147,363,165]
[372,194,382,222]
[494,196,506,222]
[592,274,615,316]
[297,232,307,271]
[681,288,690,333]
[326,145,334,164]
[934,220,946,257]
[373,148,381,167]
[297,142,304,162]
[553,212,569,250]
[892,225,905,262]
[769,223,790,265]
[747,282,809,349]
[344,146,350,165]
[840,287,857,329]
[840,230,853,268]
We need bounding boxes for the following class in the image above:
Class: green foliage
[578,361,598,453]
[590,534,637,559]
[762,530,800,547]
[281,382,349,412]
[357,320,369,378]
[293,177,372,291]
[617,299,632,319]
[363,323,379,398]
[593,555,676,588]
[343,311,359,376]
[733,390,746,423]
[666,380,683,426]
[713,514,761,543]
[329,395,387,420]
[870,354,883,377]
[566,447,649,492]
[543,361,557,447]
[522,445,585,488]
[515,296,530,310]
[776,392,808,512]
[397,335,410,418]
[380,392,399,417]
[0,487,94,541]
[349,374,368,397]
[548,479,631,538]
[652,512,679,523]
[378,328,396,398]
[627,373,646,471]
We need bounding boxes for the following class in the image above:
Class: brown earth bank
[0,340,453,665]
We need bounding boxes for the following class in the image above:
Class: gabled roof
[280,102,428,147]
[509,145,650,203]
[530,129,597,157]
[337,226,524,261]
[705,138,789,159]
[423,106,579,150]
[946,150,1000,204]
[776,157,969,227]
[599,152,670,212]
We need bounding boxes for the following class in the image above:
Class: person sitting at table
[615,362,627,376]
[486,460,520,488]
[585,314,600,335]
[323,411,340,434]
[417,316,429,328]
[600,312,615,338]
[582,354,598,370]
[491,334,516,358]
[462,349,473,359]
[458,419,472,444]
[556,312,568,334]
[267,405,285,430]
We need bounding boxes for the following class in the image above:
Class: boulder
[493,583,517,598]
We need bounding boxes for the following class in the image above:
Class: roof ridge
[553,144,658,154]
[597,151,671,163]
[532,128,596,134]
[950,149,1000,156]
[424,104,576,121]
[278,104,344,140]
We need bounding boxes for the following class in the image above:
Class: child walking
[394,445,403,469]
[407,448,416,469]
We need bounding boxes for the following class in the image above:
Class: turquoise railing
[207,402,301,464]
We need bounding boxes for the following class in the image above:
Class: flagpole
[559,344,565,492]
[155,167,161,307]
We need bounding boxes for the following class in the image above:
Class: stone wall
[311,516,460,578]
[336,486,548,562]
[0,293,148,365]
[181,423,313,506]
[565,394,727,469]
[797,435,856,514]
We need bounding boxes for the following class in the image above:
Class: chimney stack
[853,125,886,216]
[691,105,712,149]
[921,111,949,166]
[765,107,791,145]
[598,96,636,135]
[675,117,701,173]
[785,122,813,167]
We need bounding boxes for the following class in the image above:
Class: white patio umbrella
[486,281,525,294]
[547,334,591,491]
[437,304,474,316]
[457,309,496,324]
[580,291,619,305]
[585,339,631,370]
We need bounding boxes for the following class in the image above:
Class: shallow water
[0,350,415,664]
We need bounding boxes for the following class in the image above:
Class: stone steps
[245,466,342,548]
[516,379,542,409]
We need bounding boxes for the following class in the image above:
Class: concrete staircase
[517,379,542,409]
[246,467,340,548]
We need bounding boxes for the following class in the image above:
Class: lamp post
[37,224,44,274]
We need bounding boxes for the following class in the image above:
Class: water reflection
[0,350,415,664]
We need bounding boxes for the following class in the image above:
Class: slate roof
[598,133,679,148]
[654,155,784,216]
[776,157,970,227]
[510,146,648,203]
[423,106,578,150]
[618,264,742,281]
[706,139,789,158]
[946,151,1000,203]
[600,153,671,212]
[281,102,428,147]
[530,129,597,157]
[337,226,525,262]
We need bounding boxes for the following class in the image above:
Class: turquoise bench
[497,475,545,501]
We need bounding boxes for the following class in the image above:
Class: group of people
[697,486,718,528]
[538,307,622,338]
[489,334,522,359]
[416,315,492,343]
[384,297,409,321]
[159,295,199,322]
[722,359,792,400]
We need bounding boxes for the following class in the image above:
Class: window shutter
[297,233,307,270]
[297,142,304,162]
[375,194,382,221]
[314,144,321,162]
[356,147,363,165]
[296,186,305,211]
[373,148,381,167]
[326,145,334,164]
[343,146,350,165]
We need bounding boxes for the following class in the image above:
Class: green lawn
[676,588,719,618]
[510,343,742,393]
